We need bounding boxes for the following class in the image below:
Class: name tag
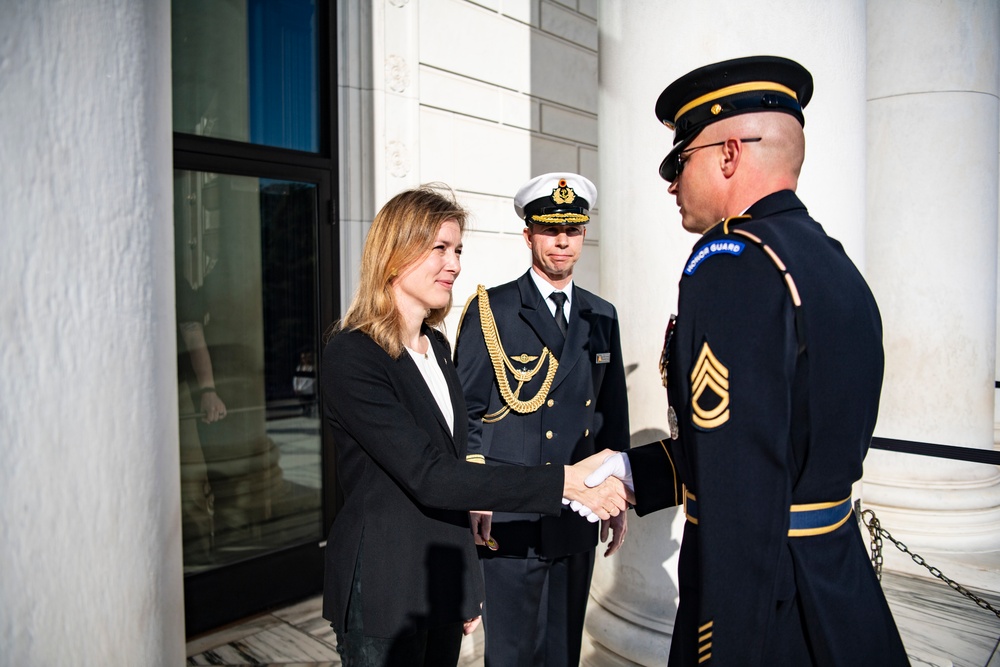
[595,352,611,364]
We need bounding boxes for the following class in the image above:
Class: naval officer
[454,173,630,666]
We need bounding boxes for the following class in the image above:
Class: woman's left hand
[563,461,628,522]
[463,615,482,635]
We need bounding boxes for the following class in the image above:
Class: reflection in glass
[174,170,321,573]
[171,0,319,152]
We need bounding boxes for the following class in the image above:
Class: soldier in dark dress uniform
[454,173,630,666]
[583,56,909,666]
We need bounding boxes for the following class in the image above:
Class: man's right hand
[469,510,493,547]
[585,452,633,493]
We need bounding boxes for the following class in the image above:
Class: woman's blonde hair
[336,184,467,357]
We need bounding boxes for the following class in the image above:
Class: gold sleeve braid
[475,284,558,422]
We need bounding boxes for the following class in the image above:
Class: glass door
[176,171,322,572]
[174,166,335,635]
[171,0,337,635]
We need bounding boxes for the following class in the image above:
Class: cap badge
[551,179,577,205]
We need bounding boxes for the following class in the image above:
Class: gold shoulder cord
[476,284,559,422]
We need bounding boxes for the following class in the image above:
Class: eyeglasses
[672,137,762,181]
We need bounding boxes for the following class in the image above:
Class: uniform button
[547,399,554,407]
[585,399,592,407]
[546,431,553,440]
[584,429,590,437]
[545,461,551,465]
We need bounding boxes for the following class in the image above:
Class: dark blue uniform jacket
[629,190,908,666]
[454,271,630,558]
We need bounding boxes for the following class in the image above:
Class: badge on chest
[660,315,680,440]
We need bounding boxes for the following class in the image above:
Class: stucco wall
[0,2,184,663]
[348,0,602,336]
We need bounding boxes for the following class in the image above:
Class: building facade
[1,0,997,663]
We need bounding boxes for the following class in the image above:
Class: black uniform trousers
[482,549,595,667]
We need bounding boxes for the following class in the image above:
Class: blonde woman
[321,185,624,667]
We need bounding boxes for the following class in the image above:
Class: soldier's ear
[720,138,742,179]
[523,226,533,247]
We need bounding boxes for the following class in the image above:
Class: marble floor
[187,570,1000,666]
[185,595,486,667]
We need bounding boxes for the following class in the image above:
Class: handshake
[561,450,634,523]
[471,449,634,560]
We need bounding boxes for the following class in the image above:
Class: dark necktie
[549,292,568,338]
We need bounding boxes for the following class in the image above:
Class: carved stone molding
[385,55,409,93]
[386,140,410,178]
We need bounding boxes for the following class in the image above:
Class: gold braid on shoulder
[476,284,558,421]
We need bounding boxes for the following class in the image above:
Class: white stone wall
[0,1,184,664]
[863,0,1000,584]
[345,0,602,337]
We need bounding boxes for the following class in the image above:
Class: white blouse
[405,335,454,436]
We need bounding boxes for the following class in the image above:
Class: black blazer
[321,325,563,639]
[454,271,630,558]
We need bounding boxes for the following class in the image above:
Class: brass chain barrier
[855,500,1000,619]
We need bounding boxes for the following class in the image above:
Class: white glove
[571,500,599,522]
[565,498,598,522]
[585,452,634,493]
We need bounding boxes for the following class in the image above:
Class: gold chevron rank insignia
[690,341,730,430]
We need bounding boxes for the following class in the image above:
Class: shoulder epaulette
[729,227,807,354]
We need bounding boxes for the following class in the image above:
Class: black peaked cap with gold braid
[656,55,813,182]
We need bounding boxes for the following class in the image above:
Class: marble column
[338,0,377,313]
[0,2,185,664]
[590,1,867,663]
[864,0,1000,587]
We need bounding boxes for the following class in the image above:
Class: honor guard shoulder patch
[690,341,730,430]
[684,239,746,276]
